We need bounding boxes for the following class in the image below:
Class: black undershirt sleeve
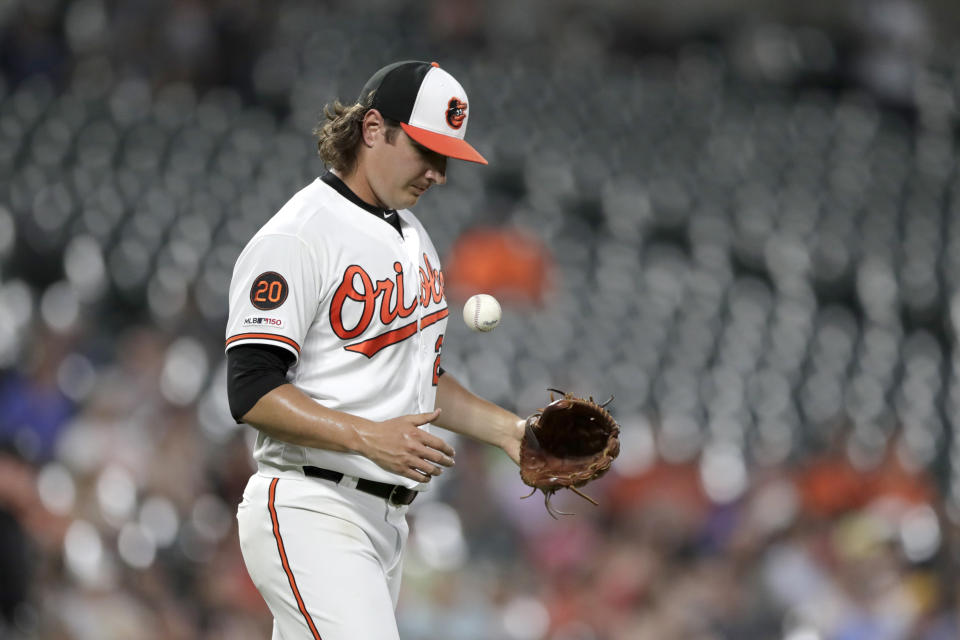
[227,344,296,423]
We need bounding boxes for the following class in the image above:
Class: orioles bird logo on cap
[446,98,467,130]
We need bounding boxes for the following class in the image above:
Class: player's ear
[360,109,385,147]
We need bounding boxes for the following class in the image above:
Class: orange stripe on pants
[268,478,323,640]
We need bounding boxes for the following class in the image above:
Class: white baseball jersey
[225,174,448,489]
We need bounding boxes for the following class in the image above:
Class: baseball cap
[359,60,488,165]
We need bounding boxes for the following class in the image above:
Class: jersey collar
[321,171,401,234]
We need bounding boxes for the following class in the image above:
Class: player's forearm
[434,374,524,464]
[241,383,367,453]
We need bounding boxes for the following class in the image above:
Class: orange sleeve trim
[225,333,301,353]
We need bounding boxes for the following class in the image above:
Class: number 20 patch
[249,272,289,310]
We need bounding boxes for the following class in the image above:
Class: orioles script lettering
[329,254,447,357]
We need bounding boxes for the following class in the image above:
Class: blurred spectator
[0,453,36,634]
[444,226,554,304]
[0,329,77,463]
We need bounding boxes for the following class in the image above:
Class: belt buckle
[388,484,416,506]
[388,484,404,506]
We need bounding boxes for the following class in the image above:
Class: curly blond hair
[314,92,400,174]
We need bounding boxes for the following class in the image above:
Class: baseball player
[226,60,525,639]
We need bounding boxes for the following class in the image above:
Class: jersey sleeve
[225,233,320,364]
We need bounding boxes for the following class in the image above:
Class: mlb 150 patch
[242,317,284,328]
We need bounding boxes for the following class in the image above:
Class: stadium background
[1,0,960,638]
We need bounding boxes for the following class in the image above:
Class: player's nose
[425,156,447,185]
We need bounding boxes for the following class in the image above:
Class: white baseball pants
[237,470,410,639]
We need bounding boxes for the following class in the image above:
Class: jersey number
[249,271,289,310]
[254,281,284,304]
[432,334,443,386]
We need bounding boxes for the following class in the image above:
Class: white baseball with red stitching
[462,294,501,332]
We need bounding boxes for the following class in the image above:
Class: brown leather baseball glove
[519,389,620,518]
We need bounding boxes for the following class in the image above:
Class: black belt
[303,466,418,506]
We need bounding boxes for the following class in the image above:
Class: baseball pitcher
[226,60,525,639]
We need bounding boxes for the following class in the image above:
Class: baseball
[463,294,501,332]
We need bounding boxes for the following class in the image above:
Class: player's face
[368,127,447,210]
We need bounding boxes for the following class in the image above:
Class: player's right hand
[355,408,456,483]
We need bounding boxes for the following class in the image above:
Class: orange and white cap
[359,60,488,164]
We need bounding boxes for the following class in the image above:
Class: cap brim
[401,123,488,165]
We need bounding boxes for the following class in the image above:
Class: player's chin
[401,188,425,207]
